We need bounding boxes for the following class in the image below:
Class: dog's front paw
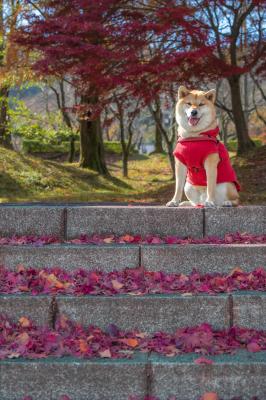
[204,200,217,208]
[222,200,233,207]
[166,199,180,207]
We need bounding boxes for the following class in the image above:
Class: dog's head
[176,86,216,134]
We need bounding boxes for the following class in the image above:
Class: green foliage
[104,141,123,154]
[226,138,262,152]
[104,141,137,155]
[22,139,74,154]
[8,97,76,150]
[23,140,136,155]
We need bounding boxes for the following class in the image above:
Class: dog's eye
[186,102,192,106]
[198,103,205,106]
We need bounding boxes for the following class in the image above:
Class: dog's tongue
[188,117,200,126]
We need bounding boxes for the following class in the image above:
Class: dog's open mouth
[188,116,200,126]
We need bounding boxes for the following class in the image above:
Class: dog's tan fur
[167,86,239,207]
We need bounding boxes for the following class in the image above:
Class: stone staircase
[0,204,265,400]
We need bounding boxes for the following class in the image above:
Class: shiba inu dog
[166,86,240,207]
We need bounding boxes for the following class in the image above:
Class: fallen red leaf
[247,342,261,352]
[99,349,112,358]
[195,357,214,365]
[120,338,139,348]
[201,393,218,400]
[19,317,31,328]
[79,339,89,354]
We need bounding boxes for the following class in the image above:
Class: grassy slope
[0,145,265,204]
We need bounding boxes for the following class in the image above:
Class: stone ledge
[149,351,266,400]
[141,244,266,273]
[0,354,147,400]
[0,244,139,271]
[1,293,266,331]
[0,295,50,325]
[204,206,266,237]
[0,206,65,238]
[66,206,204,238]
[56,294,229,331]
[233,292,266,330]
[0,352,265,400]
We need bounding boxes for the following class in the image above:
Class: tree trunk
[122,152,128,177]
[68,136,75,163]
[155,119,164,153]
[168,147,175,180]
[0,86,10,147]
[79,97,109,175]
[228,76,255,154]
[149,105,175,179]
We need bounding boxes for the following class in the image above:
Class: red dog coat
[173,127,240,191]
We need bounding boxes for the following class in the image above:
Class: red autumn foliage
[0,266,265,296]
[1,315,266,360]
[0,232,265,246]
[15,0,214,108]
[69,232,266,245]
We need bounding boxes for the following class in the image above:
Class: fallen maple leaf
[247,342,261,352]
[79,339,89,353]
[19,317,31,328]
[17,264,25,273]
[111,279,124,290]
[195,357,214,365]
[120,338,139,348]
[16,332,30,345]
[103,236,115,243]
[120,234,135,243]
[229,267,244,276]
[99,349,112,358]
[201,393,218,400]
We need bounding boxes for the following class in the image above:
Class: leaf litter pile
[0,232,265,246]
[1,315,266,360]
[0,266,265,295]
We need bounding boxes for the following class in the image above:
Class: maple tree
[15,0,213,174]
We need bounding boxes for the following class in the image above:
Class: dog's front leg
[166,159,187,207]
[204,153,220,207]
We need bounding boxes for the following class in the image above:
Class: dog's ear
[205,89,216,103]
[178,86,190,100]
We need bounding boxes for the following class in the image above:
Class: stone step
[141,243,266,274]
[204,206,266,237]
[0,205,65,238]
[0,205,265,238]
[1,292,265,331]
[149,351,266,400]
[66,206,203,238]
[1,243,265,274]
[0,244,140,271]
[1,351,265,400]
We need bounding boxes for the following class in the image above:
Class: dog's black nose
[191,109,198,116]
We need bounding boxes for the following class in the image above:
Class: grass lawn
[0,145,265,204]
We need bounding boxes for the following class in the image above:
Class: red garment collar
[199,126,219,138]
[178,127,220,144]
